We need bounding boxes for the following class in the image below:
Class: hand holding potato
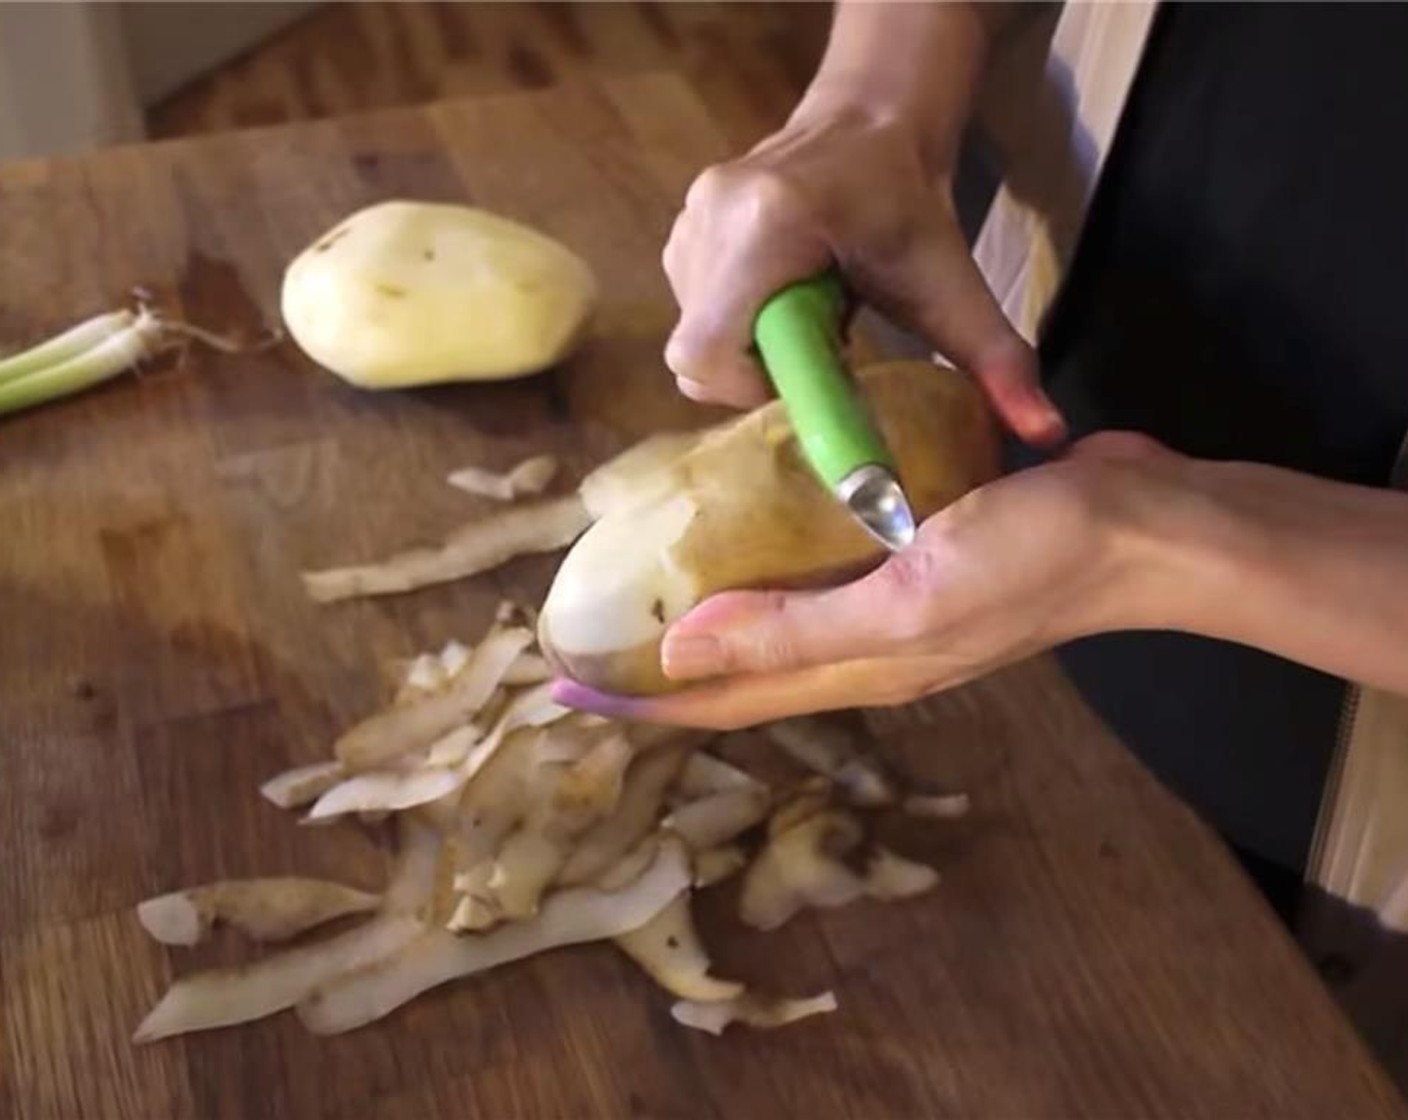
[552,435,1191,729]
[537,360,1001,697]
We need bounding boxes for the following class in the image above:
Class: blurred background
[0,1,833,162]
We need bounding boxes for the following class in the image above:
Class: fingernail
[661,633,725,680]
[1023,381,1058,417]
[1038,416,1068,446]
[1027,389,1067,443]
[550,679,645,720]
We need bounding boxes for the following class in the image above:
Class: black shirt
[1032,2,1408,872]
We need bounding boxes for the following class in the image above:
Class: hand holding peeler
[753,272,917,551]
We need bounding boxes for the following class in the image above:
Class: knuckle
[681,162,816,249]
[660,233,681,279]
[684,163,734,211]
[661,205,697,288]
[666,335,761,407]
[741,167,809,227]
[737,630,799,675]
[663,331,704,381]
[691,161,812,230]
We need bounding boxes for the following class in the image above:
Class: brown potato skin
[542,360,1001,695]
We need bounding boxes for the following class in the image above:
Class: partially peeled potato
[539,359,1000,695]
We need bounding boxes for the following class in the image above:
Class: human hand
[662,101,1065,446]
[552,434,1187,729]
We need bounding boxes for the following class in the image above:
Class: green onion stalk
[0,304,279,418]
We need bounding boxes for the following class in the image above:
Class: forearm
[1126,459,1408,694]
[793,1,1028,170]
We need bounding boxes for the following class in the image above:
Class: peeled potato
[281,200,597,388]
[539,360,1000,695]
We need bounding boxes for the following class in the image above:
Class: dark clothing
[1033,2,1408,872]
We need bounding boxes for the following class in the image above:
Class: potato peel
[593,836,660,892]
[481,732,635,922]
[446,858,499,932]
[665,787,771,851]
[446,892,497,934]
[397,653,446,702]
[503,652,552,686]
[692,844,747,889]
[741,810,868,931]
[676,752,763,798]
[307,767,467,821]
[742,802,941,931]
[335,627,532,771]
[903,793,971,820]
[297,837,691,1035]
[384,815,445,915]
[427,680,566,771]
[134,912,424,1042]
[137,879,380,946]
[671,991,838,1035]
[454,727,550,868]
[556,743,689,887]
[302,496,592,603]
[554,731,634,821]
[767,778,835,839]
[614,890,743,1003]
[133,814,446,1041]
[393,641,473,705]
[484,830,563,923]
[448,454,558,501]
[764,718,895,807]
[863,849,941,901]
[260,761,346,809]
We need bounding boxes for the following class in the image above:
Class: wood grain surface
[150,1,831,151]
[0,75,1402,1120]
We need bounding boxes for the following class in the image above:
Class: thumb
[660,552,938,681]
[852,214,1066,448]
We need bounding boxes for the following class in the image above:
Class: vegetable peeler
[753,272,917,551]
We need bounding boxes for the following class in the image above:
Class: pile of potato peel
[135,415,976,1043]
[134,604,967,1042]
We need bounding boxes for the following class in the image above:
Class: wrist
[797,1,992,175]
[783,87,939,178]
[793,74,936,139]
[1057,452,1253,641]
[1051,447,1408,693]
[1128,459,1408,692]
[1091,455,1286,642]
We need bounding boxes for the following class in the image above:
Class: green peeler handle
[753,272,894,489]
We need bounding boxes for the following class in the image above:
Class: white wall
[0,0,320,164]
[118,1,319,105]
[0,3,143,162]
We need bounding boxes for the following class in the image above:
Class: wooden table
[0,75,1402,1120]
